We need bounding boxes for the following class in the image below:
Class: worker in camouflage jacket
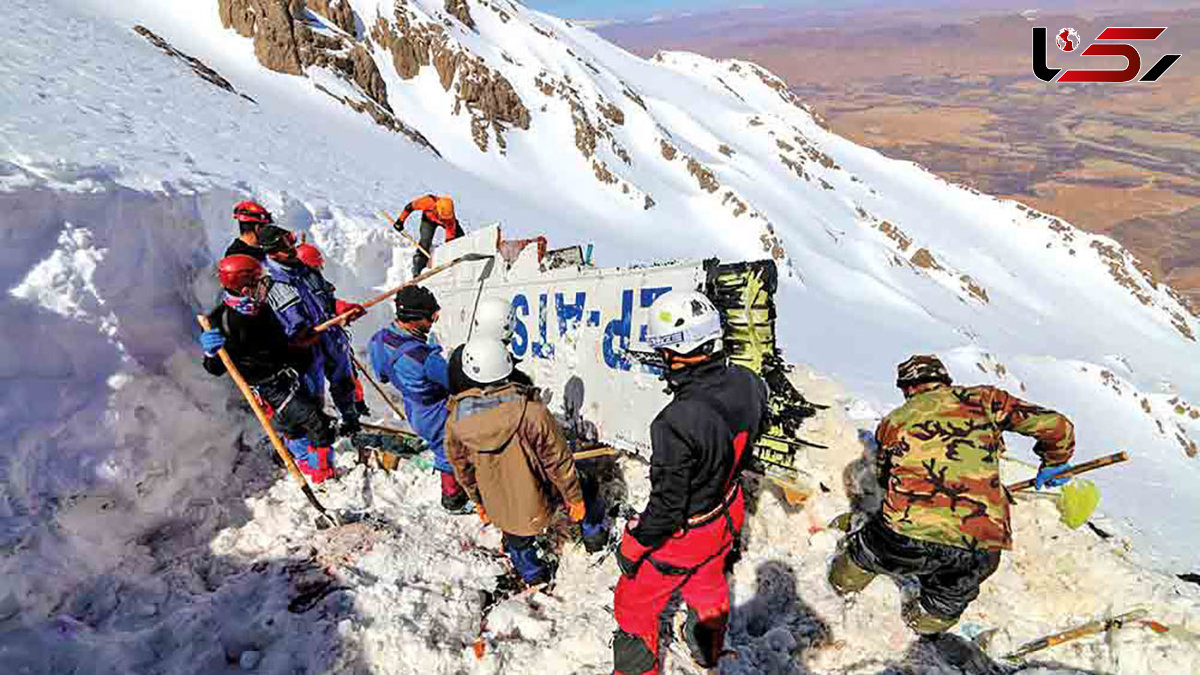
[829,354,1075,634]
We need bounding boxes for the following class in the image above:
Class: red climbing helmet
[296,243,325,270]
[217,254,265,293]
[233,200,273,225]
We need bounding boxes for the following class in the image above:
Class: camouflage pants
[834,517,1001,623]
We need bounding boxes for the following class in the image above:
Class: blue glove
[1035,463,1071,490]
[200,329,225,356]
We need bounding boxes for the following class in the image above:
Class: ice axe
[197,315,342,530]
[1003,608,1153,661]
[314,251,494,332]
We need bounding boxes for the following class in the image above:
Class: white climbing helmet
[472,296,518,343]
[646,289,723,356]
[462,338,514,385]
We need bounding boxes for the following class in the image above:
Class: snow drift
[2,0,1200,673]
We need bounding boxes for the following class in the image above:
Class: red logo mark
[1033,27,1181,83]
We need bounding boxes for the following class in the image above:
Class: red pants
[613,488,745,675]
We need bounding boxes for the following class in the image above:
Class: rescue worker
[392,194,462,276]
[612,289,768,675]
[225,200,273,261]
[445,339,600,585]
[199,255,338,482]
[258,226,365,449]
[367,285,470,513]
[296,241,370,417]
[828,354,1075,634]
[295,242,325,270]
[447,296,532,395]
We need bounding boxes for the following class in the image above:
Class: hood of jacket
[449,383,529,453]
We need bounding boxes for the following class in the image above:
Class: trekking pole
[1003,609,1148,660]
[350,354,407,422]
[1006,451,1129,493]
[314,251,494,332]
[196,315,341,529]
[380,210,434,262]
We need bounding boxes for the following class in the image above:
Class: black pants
[847,517,1001,620]
[411,218,462,276]
[254,370,336,447]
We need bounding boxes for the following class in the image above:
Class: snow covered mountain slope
[2,0,1200,672]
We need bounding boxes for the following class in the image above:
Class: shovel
[314,251,494,332]
[198,314,343,530]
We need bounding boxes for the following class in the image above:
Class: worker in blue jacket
[368,285,470,513]
[258,226,365,477]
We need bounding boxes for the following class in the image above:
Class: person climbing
[296,240,370,418]
[447,296,532,395]
[198,254,338,483]
[612,289,769,675]
[258,226,365,451]
[828,354,1075,635]
[367,285,470,513]
[392,194,463,276]
[444,339,606,586]
[225,200,273,261]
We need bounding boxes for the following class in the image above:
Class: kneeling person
[199,254,338,482]
[828,354,1075,634]
[444,339,589,586]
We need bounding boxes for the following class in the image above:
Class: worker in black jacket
[224,200,273,261]
[612,290,768,675]
[199,254,338,483]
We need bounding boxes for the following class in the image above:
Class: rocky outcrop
[372,5,529,152]
[134,26,256,103]
[308,0,356,35]
[687,158,719,193]
[444,0,476,30]
[218,0,304,75]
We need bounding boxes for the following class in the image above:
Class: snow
[2,0,1200,672]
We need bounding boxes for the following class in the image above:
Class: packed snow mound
[3,0,1200,672]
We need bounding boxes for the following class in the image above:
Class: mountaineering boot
[684,607,731,670]
[339,415,361,438]
[828,549,877,596]
[902,599,960,635]
[307,445,336,484]
[503,534,551,586]
[581,521,611,554]
[440,472,472,514]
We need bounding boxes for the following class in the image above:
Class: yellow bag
[1057,479,1101,529]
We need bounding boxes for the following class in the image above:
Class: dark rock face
[134,25,256,103]
[217,0,304,75]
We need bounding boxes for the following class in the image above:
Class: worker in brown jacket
[444,338,588,585]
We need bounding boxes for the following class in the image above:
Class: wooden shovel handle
[1006,451,1129,493]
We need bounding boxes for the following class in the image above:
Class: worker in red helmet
[226,200,273,261]
[198,254,338,483]
[393,194,464,276]
[296,242,325,270]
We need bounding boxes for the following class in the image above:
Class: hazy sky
[524,0,797,20]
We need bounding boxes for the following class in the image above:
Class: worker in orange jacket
[393,194,463,276]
